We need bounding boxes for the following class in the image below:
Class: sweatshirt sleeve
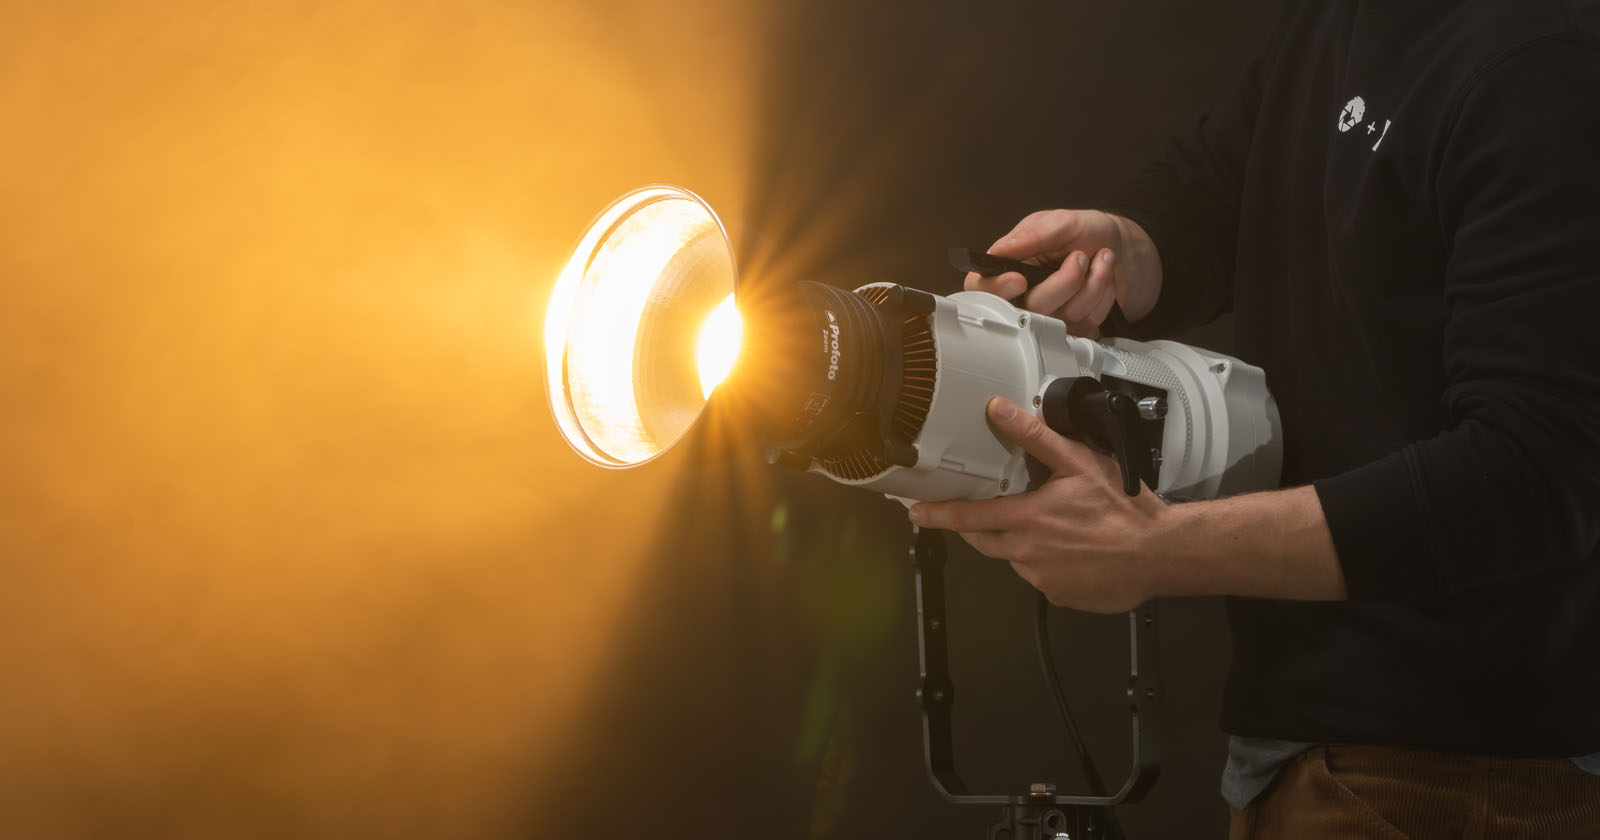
[1315,38,1600,602]
[1099,51,1268,339]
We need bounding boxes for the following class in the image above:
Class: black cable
[1034,592,1105,793]
[1034,592,1127,840]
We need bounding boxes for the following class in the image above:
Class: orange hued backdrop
[0,2,771,835]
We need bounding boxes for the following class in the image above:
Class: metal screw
[1018,314,1029,327]
[1033,395,1042,408]
[927,618,942,631]
[999,479,1010,491]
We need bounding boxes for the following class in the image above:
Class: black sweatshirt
[1106,0,1600,755]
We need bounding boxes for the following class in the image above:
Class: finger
[908,493,1028,533]
[1069,290,1118,338]
[990,210,1081,263]
[1065,314,1105,339]
[1022,251,1088,316]
[964,269,1026,300]
[986,211,1055,259]
[1062,249,1115,325]
[987,396,1105,476]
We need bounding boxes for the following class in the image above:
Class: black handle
[948,247,1055,288]
[1041,377,1156,497]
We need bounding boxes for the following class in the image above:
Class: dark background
[537,1,1275,838]
[0,1,1274,837]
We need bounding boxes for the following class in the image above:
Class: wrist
[1140,498,1235,600]
[1137,487,1347,602]
[1103,212,1162,323]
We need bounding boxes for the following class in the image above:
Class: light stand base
[987,790,1117,840]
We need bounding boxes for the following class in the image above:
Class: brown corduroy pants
[1228,745,1600,839]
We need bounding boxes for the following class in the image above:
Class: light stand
[908,528,1158,832]
[910,526,1161,840]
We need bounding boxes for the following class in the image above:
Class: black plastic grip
[947,247,1054,288]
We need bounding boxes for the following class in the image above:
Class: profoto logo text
[823,310,841,381]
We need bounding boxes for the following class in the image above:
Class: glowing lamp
[543,186,742,467]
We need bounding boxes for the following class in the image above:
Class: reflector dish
[544,186,739,467]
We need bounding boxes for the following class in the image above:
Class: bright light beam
[696,293,742,399]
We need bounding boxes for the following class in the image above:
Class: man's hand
[964,209,1162,337]
[908,397,1350,611]
[908,397,1171,613]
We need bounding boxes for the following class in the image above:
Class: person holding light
[907,0,1600,836]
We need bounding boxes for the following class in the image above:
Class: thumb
[991,210,1084,262]
[987,230,1037,260]
[987,397,1098,476]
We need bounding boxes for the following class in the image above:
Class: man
[908,0,1600,836]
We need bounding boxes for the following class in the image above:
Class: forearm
[1147,485,1347,602]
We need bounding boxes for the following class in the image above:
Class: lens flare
[696,293,742,399]
[544,186,738,467]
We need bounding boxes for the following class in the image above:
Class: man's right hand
[963,209,1162,338]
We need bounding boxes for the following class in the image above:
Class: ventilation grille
[820,287,937,482]
[822,450,892,484]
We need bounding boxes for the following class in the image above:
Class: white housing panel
[822,288,1282,504]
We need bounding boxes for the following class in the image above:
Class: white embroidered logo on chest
[1337,95,1392,151]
